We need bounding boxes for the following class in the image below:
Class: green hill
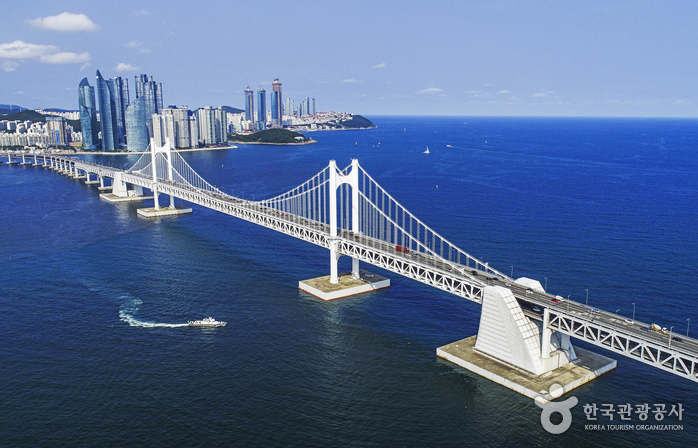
[338,115,374,129]
[230,128,308,144]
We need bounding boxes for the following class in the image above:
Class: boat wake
[80,278,187,328]
[119,297,188,328]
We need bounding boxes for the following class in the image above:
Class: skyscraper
[197,106,227,146]
[46,116,68,146]
[96,70,118,151]
[125,96,148,152]
[284,97,294,117]
[135,74,163,137]
[152,106,193,148]
[112,77,130,146]
[256,87,267,130]
[78,77,99,150]
[244,86,254,121]
[271,78,282,128]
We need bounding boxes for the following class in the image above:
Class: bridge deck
[6,152,698,384]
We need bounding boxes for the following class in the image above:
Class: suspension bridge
[3,143,697,399]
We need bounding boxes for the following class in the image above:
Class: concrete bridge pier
[99,171,152,203]
[20,154,31,165]
[97,175,112,191]
[437,285,616,402]
[85,172,98,185]
[6,153,17,165]
[73,166,86,180]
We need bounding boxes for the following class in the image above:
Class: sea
[1,116,697,447]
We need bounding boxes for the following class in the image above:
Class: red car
[551,298,560,303]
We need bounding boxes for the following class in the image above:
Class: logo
[535,383,578,434]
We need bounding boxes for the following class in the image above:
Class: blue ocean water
[1,116,697,447]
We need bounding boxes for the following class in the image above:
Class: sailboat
[423,146,430,154]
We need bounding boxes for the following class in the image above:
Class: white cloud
[372,62,386,69]
[116,62,139,72]
[14,91,25,95]
[483,83,491,86]
[531,92,549,98]
[0,40,90,69]
[41,51,91,64]
[465,90,482,94]
[343,78,357,83]
[417,87,445,94]
[80,63,90,71]
[27,12,99,32]
[134,9,150,16]
[497,90,509,94]
[126,41,152,54]
[0,41,58,59]
[1,60,20,72]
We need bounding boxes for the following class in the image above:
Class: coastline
[288,126,377,133]
[0,146,236,156]
[229,139,318,146]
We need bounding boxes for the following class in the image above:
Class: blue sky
[1,1,696,117]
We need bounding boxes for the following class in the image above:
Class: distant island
[229,128,316,145]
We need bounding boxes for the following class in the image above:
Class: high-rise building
[284,97,294,117]
[310,98,316,115]
[96,70,119,151]
[256,87,267,131]
[152,106,193,148]
[46,116,68,146]
[189,114,199,147]
[197,106,227,146]
[78,77,99,150]
[271,78,282,128]
[244,85,254,122]
[112,77,130,146]
[125,96,148,152]
[135,74,163,137]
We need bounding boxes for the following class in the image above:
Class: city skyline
[1,2,697,117]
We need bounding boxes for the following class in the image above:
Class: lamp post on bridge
[585,289,589,306]
[567,295,571,313]
[688,318,690,337]
[669,325,675,348]
[510,266,513,279]
[615,309,620,317]
[632,302,636,324]
[544,277,548,292]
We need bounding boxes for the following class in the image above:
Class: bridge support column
[437,286,616,402]
[100,171,153,203]
[351,258,360,279]
[329,239,339,284]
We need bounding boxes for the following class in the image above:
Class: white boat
[424,146,430,154]
[188,317,227,327]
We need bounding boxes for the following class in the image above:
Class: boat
[188,317,227,327]
[423,146,430,154]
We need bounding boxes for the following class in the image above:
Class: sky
[1,0,697,117]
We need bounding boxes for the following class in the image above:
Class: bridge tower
[136,138,192,218]
[328,159,360,284]
[299,159,390,300]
